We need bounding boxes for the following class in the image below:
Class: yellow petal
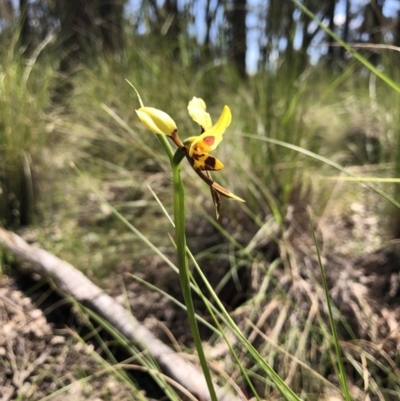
[191,154,224,171]
[136,107,177,136]
[187,97,212,131]
[188,105,231,157]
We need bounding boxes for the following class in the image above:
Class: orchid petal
[188,105,231,157]
[136,107,177,136]
[187,97,212,131]
[191,154,224,171]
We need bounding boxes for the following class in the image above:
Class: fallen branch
[0,227,239,401]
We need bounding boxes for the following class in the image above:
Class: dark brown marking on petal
[192,153,205,160]
[204,156,216,169]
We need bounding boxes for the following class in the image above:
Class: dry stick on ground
[0,227,240,401]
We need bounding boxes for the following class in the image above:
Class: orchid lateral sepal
[195,169,245,202]
[194,169,245,219]
[176,146,244,219]
[211,188,221,220]
[206,172,222,220]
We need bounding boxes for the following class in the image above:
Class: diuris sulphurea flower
[135,96,245,219]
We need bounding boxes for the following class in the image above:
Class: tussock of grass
[2,15,400,401]
[0,36,55,226]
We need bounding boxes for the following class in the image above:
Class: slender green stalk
[308,208,351,401]
[198,282,262,401]
[237,133,400,210]
[189,245,302,401]
[156,133,175,163]
[172,148,218,401]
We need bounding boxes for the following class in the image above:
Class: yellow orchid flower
[184,98,232,172]
[184,97,244,217]
[135,94,244,218]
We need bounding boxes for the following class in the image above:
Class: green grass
[0,34,55,226]
[2,15,400,401]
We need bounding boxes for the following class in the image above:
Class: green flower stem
[156,134,174,164]
[172,148,218,401]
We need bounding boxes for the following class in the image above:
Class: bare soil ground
[2,188,400,400]
[0,275,144,401]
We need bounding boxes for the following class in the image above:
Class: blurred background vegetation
[1,0,400,305]
[1,0,399,230]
